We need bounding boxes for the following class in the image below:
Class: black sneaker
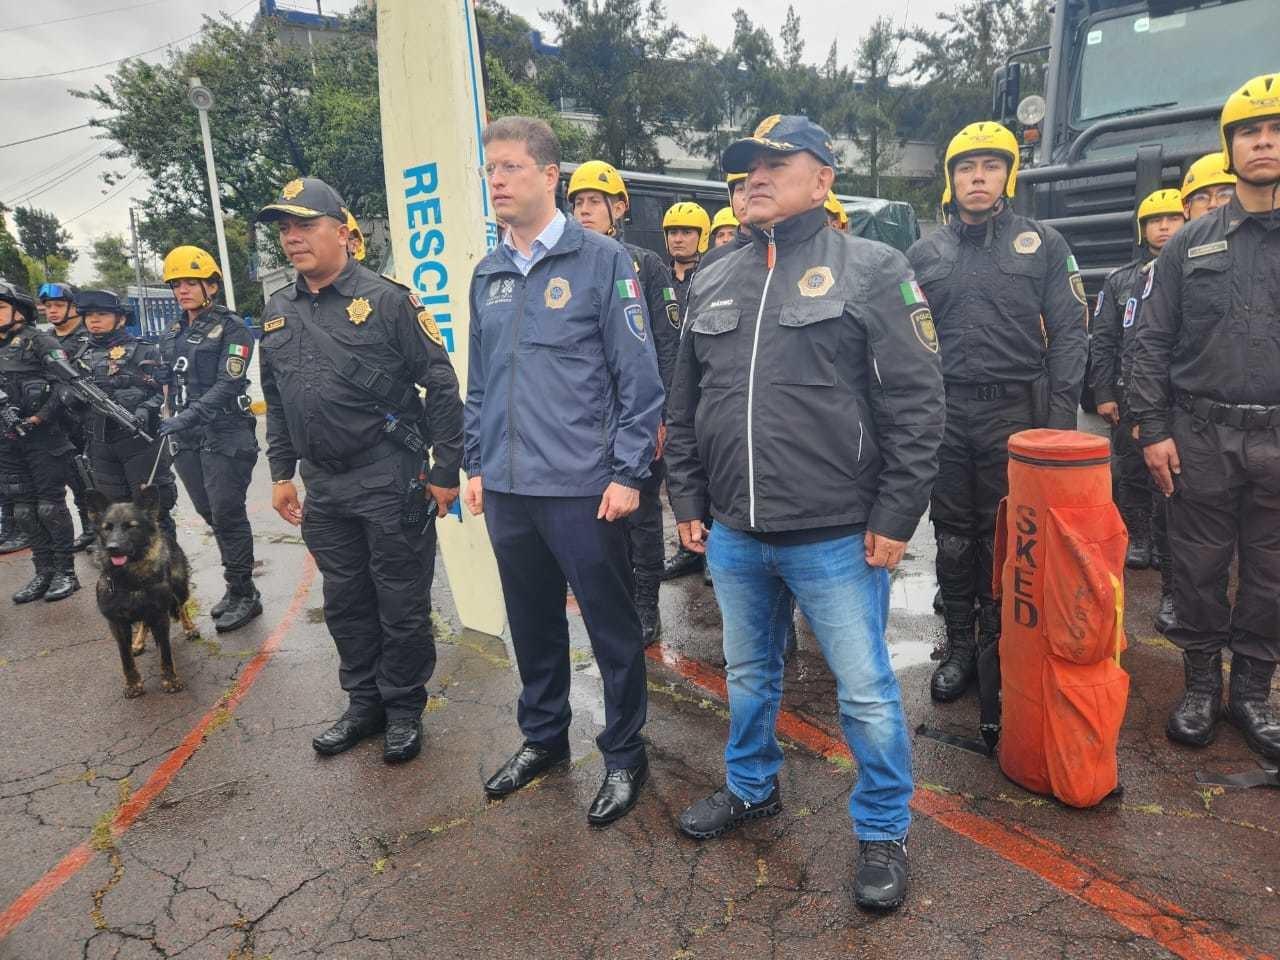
[853,838,909,912]
[677,781,781,839]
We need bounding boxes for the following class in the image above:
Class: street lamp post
[188,76,236,311]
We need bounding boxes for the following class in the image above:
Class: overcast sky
[0,0,955,283]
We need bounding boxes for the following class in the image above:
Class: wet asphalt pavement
[0,417,1276,960]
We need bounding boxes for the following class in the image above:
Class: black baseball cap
[721,114,838,174]
[76,289,128,316]
[258,176,347,223]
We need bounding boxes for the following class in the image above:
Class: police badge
[108,345,126,361]
[346,297,373,325]
[544,277,571,309]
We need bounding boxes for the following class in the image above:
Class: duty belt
[305,436,399,475]
[944,381,1030,401]
[1177,393,1280,430]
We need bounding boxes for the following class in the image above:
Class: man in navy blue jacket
[464,117,664,826]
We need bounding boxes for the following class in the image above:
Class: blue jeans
[707,523,913,840]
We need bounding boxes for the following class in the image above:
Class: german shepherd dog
[85,487,199,698]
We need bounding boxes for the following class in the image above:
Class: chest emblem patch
[108,346,127,361]
[1013,231,1041,255]
[798,266,835,298]
[545,277,571,310]
[346,297,373,325]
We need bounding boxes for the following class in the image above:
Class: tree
[0,205,29,289]
[483,54,589,160]
[12,206,76,271]
[541,0,688,170]
[89,234,149,294]
[851,17,910,198]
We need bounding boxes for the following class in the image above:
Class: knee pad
[13,501,38,533]
[37,500,74,535]
[936,534,978,574]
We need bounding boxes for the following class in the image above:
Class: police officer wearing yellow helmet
[1180,152,1237,220]
[662,201,710,319]
[710,207,739,248]
[824,191,849,232]
[567,160,680,646]
[343,209,367,261]
[158,245,262,633]
[1090,189,1185,621]
[907,121,1087,705]
[1130,74,1280,763]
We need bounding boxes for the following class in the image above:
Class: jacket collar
[748,206,828,249]
[475,215,587,277]
[1225,194,1280,234]
[284,256,360,300]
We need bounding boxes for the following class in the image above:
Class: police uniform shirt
[906,205,1088,426]
[1088,257,1147,406]
[158,303,255,422]
[672,260,698,322]
[55,323,93,363]
[1129,196,1280,445]
[0,328,70,424]
[259,257,463,486]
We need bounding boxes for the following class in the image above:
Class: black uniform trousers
[1111,404,1168,557]
[485,490,648,769]
[89,433,178,539]
[930,385,1036,604]
[0,431,74,570]
[173,420,256,589]
[63,418,89,520]
[629,458,665,580]
[301,445,438,721]
[1166,408,1280,663]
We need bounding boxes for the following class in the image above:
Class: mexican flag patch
[900,280,926,306]
[615,278,640,300]
[662,286,677,302]
[1066,255,1080,273]
[228,343,249,358]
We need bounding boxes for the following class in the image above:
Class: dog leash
[146,433,170,487]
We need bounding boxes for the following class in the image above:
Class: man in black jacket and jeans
[665,115,944,912]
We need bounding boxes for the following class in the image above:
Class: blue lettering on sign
[401,161,497,354]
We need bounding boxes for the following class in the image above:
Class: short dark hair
[482,116,561,167]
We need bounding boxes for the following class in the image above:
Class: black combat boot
[215,582,263,633]
[0,504,30,555]
[44,561,81,602]
[635,572,661,647]
[1166,651,1222,747]
[661,545,703,581]
[72,509,95,552]
[209,588,234,621]
[12,562,51,604]
[1225,653,1280,763]
[1154,560,1176,635]
[1122,498,1152,570]
[932,604,977,702]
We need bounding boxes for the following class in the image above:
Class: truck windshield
[1073,0,1276,125]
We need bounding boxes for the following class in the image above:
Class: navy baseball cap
[721,115,838,174]
[76,289,128,316]
[258,176,347,223]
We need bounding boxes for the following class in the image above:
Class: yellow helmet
[1180,152,1237,203]
[710,206,739,233]
[162,245,221,283]
[567,160,629,204]
[823,191,849,226]
[344,210,367,261]
[725,171,747,193]
[942,121,1020,209]
[1219,73,1280,174]
[1135,188,1185,244]
[662,202,711,254]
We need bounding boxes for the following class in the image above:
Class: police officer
[37,282,95,551]
[567,159,679,646]
[907,121,1087,704]
[1090,189,1185,571]
[73,290,177,533]
[1129,74,1280,762]
[0,279,80,602]
[663,201,710,318]
[157,246,261,633]
[824,191,849,232]
[710,206,739,248]
[343,208,367,261]
[258,176,463,765]
[465,117,663,824]
[1181,152,1237,220]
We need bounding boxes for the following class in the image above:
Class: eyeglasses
[1189,186,1235,206]
[482,161,540,179]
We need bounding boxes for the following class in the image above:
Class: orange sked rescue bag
[992,429,1130,808]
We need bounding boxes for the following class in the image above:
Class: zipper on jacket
[508,275,528,491]
[746,229,777,528]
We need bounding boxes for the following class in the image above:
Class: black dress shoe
[853,838,910,912]
[661,546,704,581]
[677,780,781,839]
[484,743,569,798]
[383,718,423,763]
[587,759,648,825]
[312,714,385,755]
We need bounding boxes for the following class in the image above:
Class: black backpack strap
[300,318,419,414]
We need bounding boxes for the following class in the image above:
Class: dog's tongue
[109,555,128,567]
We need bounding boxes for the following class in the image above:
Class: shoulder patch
[417,310,445,347]
[666,302,681,329]
[1093,287,1105,319]
[1013,231,1041,255]
[263,317,285,333]
[798,266,835,298]
[1070,274,1087,305]
[911,308,939,353]
[226,356,246,378]
[624,303,646,343]
[1123,298,1138,328]
[1188,240,1229,259]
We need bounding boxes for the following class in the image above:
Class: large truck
[992,0,1277,289]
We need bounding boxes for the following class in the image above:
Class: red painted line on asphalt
[0,555,317,943]
[644,642,1274,960]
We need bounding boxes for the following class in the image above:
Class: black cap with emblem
[721,115,838,174]
[258,176,348,223]
[75,289,129,316]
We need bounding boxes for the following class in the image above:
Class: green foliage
[12,207,76,268]
[88,235,146,294]
[483,54,590,161]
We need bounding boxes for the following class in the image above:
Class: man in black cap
[0,279,80,602]
[666,115,944,912]
[258,176,464,765]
